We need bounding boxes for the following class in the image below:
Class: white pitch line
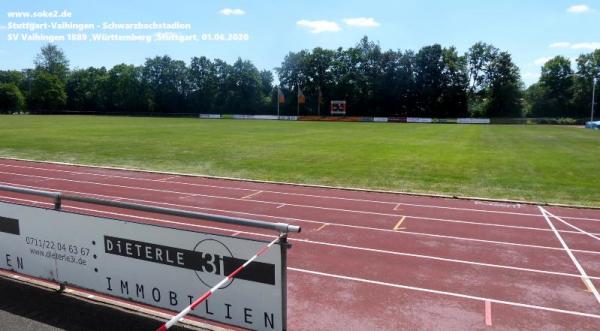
[3,162,599,222]
[2,171,599,236]
[539,207,600,304]
[288,268,600,320]
[3,182,600,256]
[543,208,600,242]
[2,194,600,280]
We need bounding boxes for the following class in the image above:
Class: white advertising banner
[231,115,280,120]
[406,117,433,123]
[199,114,222,119]
[0,202,284,331]
[277,116,298,121]
[457,118,491,124]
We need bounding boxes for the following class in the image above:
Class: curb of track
[1,156,599,211]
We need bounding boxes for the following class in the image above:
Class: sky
[0,0,598,86]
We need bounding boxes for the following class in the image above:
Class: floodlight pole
[592,77,597,122]
[275,86,281,118]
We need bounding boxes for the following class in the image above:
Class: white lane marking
[393,217,406,231]
[2,195,599,280]
[241,190,263,200]
[292,236,600,280]
[288,268,600,320]
[1,171,598,235]
[156,175,179,182]
[314,223,329,232]
[4,182,600,256]
[393,203,401,211]
[2,162,598,222]
[276,204,286,209]
[539,207,600,304]
[543,209,600,242]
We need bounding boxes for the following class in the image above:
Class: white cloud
[343,17,380,28]
[567,4,590,13]
[219,8,245,16]
[549,42,571,49]
[548,41,600,50]
[296,20,341,33]
[571,42,600,50]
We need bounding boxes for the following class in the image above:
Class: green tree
[486,52,523,117]
[105,64,149,113]
[523,83,543,117]
[440,47,469,117]
[66,67,108,112]
[221,58,265,114]
[0,70,24,86]
[276,50,310,114]
[415,44,468,117]
[530,56,573,117]
[387,50,418,116]
[572,50,600,118]
[142,56,189,113]
[259,70,275,112]
[465,42,499,116]
[0,83,25,113]
[188,56,218,113]
[304,47,335,110]
[34,44,70,83]
[29,72,67,112]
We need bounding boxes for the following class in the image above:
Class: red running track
[1,158,600,330]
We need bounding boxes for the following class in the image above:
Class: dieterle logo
[104,236,275,286]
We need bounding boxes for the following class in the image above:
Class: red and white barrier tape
[156,234,284,331]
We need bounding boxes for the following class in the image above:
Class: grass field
[0,115,598,206]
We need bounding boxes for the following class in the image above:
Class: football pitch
[0,115,598,206]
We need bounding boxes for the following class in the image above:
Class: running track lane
[1,159,600,330]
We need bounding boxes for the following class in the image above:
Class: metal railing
[0,184,301,234]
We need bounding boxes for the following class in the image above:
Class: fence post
[280,233,289,330]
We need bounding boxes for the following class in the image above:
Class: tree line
[0,38,598,118]
[525,52,599,119]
